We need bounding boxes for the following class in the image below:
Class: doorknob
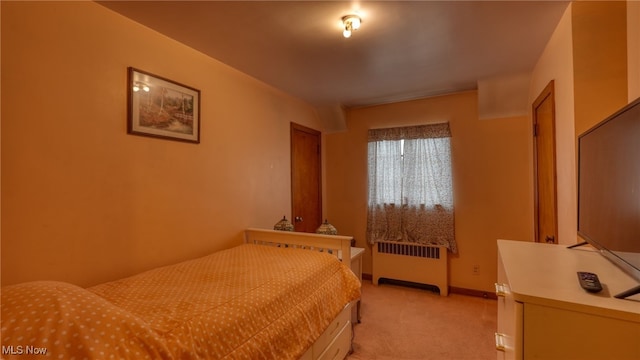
[294,216,303,222]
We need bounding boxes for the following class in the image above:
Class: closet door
[533,81,558,244]
[291,122,322,233]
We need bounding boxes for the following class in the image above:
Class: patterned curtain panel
[366,123,457,253]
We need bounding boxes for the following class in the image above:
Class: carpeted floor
[347,280,497,360]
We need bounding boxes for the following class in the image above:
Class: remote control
[577,272,603,293]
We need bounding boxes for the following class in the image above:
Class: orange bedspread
[1,244,361,359]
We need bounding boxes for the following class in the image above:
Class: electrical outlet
[473,264,480,275]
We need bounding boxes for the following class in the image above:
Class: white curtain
[366,123,457,253]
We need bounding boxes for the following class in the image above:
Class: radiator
[372,241,448,296]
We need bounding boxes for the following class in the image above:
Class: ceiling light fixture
[342,15,361,38]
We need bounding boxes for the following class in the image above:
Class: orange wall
[325,92,532,293]
[1,2,320,286]
[572,1,628,136]
[630,1,640,100]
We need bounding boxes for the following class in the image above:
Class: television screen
[577,97,640,297]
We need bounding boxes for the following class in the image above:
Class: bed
[0,228,361,359]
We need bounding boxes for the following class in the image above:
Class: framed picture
[127,67,200,143]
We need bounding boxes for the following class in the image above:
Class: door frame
[532,80,558,244]
[290,122,323,232]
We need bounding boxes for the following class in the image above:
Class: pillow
[1,281,170,359]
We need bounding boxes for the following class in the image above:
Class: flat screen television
[577,97,640,299]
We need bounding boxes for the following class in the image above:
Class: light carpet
[347,280,497,360]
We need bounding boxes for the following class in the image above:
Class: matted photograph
[127,67,200,143]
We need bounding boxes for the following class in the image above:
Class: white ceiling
[99,0,570,110]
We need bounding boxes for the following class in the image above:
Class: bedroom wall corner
[324,91,532,293]
[529,3,576,246]
[530,1,631,247]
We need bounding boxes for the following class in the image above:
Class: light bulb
[142,85,150,92]
[133,84,140,92]
[343,28,352,38]
[350,17,361,30]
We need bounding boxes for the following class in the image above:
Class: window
[367,123,456,253]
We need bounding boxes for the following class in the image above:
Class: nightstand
[350,247,364,323]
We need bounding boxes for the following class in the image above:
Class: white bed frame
[244,228,357,360]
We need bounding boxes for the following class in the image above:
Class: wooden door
[533,81,558,244]
[290,123,322,233]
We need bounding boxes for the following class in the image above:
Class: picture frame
[127,67,200,143]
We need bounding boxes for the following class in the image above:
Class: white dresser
[496,240,640,360]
